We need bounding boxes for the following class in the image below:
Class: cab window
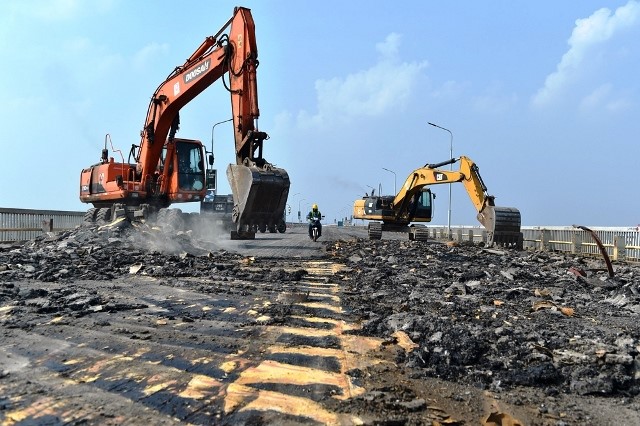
[176,142,204,191]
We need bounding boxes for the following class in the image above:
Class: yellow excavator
[352,156,522,248]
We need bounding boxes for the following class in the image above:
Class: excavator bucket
[477,206,523,249]
[227,164,290,236]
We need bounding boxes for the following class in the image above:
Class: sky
[1,0,639,227]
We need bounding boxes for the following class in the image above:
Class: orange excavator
[79,7,289,239]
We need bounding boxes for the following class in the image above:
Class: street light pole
[290,192,300,223]
[211,118,233,155]
[205,118,234,194]
[428,122,453,238]
[382,167,397,194]
[298,198,306,223]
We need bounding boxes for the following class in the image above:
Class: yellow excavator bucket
[226,163,290,236]
[477,205,522,249]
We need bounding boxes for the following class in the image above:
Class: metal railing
[426,225,640,263]
[521,226,640,263]
[0,208,85,242]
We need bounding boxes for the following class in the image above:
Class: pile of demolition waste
[0,221,307,324]
[0,220,241,284]
[329,239,640,398]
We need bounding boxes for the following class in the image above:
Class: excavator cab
[175,141,205,191]
[408,189,433,222]
[165,139,207,203]
[357,189,432,224]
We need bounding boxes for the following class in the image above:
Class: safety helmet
[312,204,318,210]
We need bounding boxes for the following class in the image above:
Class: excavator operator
[307,203,322,239]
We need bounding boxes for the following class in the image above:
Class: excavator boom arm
[136,7,263,183]
[228,7,262,166]
[133,6,289,235]
[393,156,491,218]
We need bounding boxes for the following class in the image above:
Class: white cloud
[579,83,634,113]
[375,33,402,59]
[133,42,171,71]
[579,83,612,110]
[63,37,92,53]
[295,110,322,130]
[430,80,468,101]
[531,0,640,108]
[0,0,116,52]
[294,33,428,129]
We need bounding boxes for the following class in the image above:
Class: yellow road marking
[298,301,343,314]
[224,383,363,425]
[232,357,368,402]
[289,315,362,332]
[178,374,222,399]
[266,325,333,337]
[2,397,70,425]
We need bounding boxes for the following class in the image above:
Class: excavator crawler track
[368,222,382,240]
[409,226,429,242]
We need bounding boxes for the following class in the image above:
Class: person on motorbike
[307,204,322,239]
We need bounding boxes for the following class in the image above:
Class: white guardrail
[2,208,639,263]
[0,208,85,242]
[424,225,640,263]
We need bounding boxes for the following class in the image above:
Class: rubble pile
[0,223,308,324]
[330,239,640,398]
[0,222,242,284]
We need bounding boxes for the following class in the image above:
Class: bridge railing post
[613,235,626,261]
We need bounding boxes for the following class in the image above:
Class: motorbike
[310,217,322,242]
